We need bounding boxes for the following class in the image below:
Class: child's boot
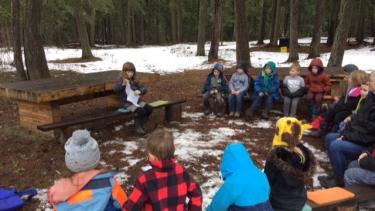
[261,109,269,119]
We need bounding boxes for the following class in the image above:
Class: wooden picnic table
[0,71,160,136]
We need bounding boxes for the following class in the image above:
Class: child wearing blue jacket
[202,64,227,116]
[207,143,273,211]
[247,61,280,119]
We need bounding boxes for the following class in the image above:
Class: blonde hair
[290,62,301,72]
[146,128,175,160]
[350,70,369,87]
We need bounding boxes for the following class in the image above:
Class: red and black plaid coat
[124,158,202,211]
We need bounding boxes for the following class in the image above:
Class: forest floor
[0,68,331,210]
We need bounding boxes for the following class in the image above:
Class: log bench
[308,185,375,211]
[37,100,186,143]
[0,71,160,138]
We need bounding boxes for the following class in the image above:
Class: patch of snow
[182,112,204,121]
[248,120,273,129]
[35,189,53,211]
[302,141,329,188]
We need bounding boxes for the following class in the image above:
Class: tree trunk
[11,0,27,80]
[176,0,183,42]
[88,0,96,46]
[196,0,208,56]
[126,0,133,46]
[139,14,145,45]
[170,0,177,43]
[257,0,267,44]
[327,0,341,46]
[24,0,50,80]
[270,0,281,46]
[234,0,250,66]
[328,0,353,67]
[355,0,366,43]
[73,7,94,59]
[208,0,223,61]
[286,0,299,62]
[307,0,325,59]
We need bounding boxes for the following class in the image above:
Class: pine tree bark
[11,0,27,80]
[24,0,50,80]
[170,0,177,43]
[257,0,267,45]
[88,1,96,47]
[270,0,281,46]
[307,0,325,59]
[355,0,366,43]
[328,0,353,67]
[234,0,250,66]
[126,0,133,46]
[286,0,299,62]
[208,0,223,61]
[197,0,208,56]
[74,7,94,59]
[176,0,182,43]
[327,0,341,46]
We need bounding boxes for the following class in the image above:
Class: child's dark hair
[146,128,175,160]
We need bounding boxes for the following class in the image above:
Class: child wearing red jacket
[124,128,202,211]
[305,58,331,119]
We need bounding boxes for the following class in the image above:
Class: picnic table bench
[0,71,161,137]
[308,185,375,211]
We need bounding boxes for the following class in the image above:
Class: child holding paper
[114,62,153,135]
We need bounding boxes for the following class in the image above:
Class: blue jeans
[250,94,273,112]
[228,91,246,113]
[344,161,375,186]
[325,132,367,178]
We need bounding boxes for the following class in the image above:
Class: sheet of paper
[125,83,140,107]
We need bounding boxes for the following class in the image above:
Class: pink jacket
[47,169,103,205]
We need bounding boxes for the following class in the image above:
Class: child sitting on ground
[202,63,227,116]
[48,130,127,210]
[305,58,331,120]
[247,61,280,119]
[228,63,249,118]
[310,70,368,137]
[283,63,306,117]
[124,128,202,210]
[114,62,153,135]
[344,144,375,187]
[208,143,273,211]
[265,117,316,211]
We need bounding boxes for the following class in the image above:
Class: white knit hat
[65,129,100,173]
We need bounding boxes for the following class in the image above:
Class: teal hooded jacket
[207,143,272,211]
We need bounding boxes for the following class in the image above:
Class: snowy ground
[34,112,329,210]
[1,37,374,74]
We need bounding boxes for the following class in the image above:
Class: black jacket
[342,92,375,147]
[114,79,147,107]
[264,144,316,211]
[359,145,375,172]
[283,86,306,98]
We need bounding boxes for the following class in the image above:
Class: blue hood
[221,143,258,179]
[262,61,277,75]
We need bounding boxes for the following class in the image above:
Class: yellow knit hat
[272,117,311,148]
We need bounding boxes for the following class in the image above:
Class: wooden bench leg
[17,101,61,137]
[165,104,182,123]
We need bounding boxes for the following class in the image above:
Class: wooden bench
[308,185,375,211]
[0,71,160,137]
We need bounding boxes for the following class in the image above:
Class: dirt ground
[0,66,331,210]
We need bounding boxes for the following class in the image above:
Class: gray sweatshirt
[229,73,249,93]
[283,75,305,93]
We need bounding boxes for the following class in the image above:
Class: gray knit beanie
[343,64,359,74]
[65,129,100,173]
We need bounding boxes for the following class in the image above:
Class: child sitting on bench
[264,117,316,211]
[228,63,249,118]
[114,62,153,135]
[124,128,202,210]
[247,61,280,119]
[48,130,127,210]
[305,58,331,120]
[202,63,227,117]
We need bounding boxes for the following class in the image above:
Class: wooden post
[17,100,60,136]
[165,104,182,122]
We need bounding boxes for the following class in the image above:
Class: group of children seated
[46,61,374,210]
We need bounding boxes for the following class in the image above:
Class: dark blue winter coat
[254,61,281,101]
[202,73,228,94]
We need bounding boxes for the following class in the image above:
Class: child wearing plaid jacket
[124,128,203,211]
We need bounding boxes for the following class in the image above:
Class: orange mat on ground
[307,187,355,205]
